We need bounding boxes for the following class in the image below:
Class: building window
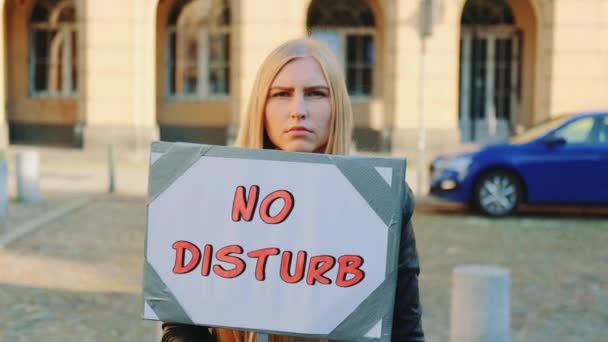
[307,0,375,97]
[29,0,77,97]
[167,0,231,99]
[461,0,515,26]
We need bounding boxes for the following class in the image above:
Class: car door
[595,115,608,202]
[519,116,607,203]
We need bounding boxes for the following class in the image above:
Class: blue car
[430,111,608,216]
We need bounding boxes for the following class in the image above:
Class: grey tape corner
[151,141,173,153]
[329,156,406,341]
[327,270,398,341]
[143,260,194,324]
[148,143,213,203]
[333,157,397,227]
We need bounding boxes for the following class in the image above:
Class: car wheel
[473,170,521,217]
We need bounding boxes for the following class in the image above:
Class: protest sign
[142,142,408,341]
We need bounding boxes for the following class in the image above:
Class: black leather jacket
[162,187,424,342]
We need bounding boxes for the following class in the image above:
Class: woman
[162,38,424,342]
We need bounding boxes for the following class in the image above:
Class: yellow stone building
[1,0,607,158]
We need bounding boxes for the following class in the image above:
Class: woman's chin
[280,142,316,153]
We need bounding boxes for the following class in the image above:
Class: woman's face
[264,57,331,153]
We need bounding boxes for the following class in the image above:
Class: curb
[0,196,95,248]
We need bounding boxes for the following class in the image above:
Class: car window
[600,116,608,143]
[510,115,571,144]
[553,117,596,144]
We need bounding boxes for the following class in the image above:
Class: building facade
[1,0,607,157]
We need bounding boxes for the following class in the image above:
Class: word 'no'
[231,185,294,224]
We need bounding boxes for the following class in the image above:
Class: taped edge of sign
[148,142,211,203]
[326,269,399,341]
[143,260,194,325]
[328,159,406,341]
[331,157,399,227]
[145,141,408,341]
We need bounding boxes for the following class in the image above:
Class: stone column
[81,0,158,153]
[0,0,9,149]
[392,0,460,158]
[231,0,307,136]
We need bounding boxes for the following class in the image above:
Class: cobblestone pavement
[0,195,158,342]
[1,194,606,341]
[0,193,83,238]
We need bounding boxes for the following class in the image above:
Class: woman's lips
[286,126,312,133]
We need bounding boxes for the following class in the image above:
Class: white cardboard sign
[143,143,406,341]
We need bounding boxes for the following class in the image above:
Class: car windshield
[510,115,572,144]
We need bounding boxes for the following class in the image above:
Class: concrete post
[108,144,116,193]
[0,153,8,218]
[16,151,41,203]
[450,265,510,342]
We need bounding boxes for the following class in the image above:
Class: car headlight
[446,155,473,176]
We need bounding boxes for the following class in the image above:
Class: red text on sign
[231,185,294,224]
[171,241,366,287]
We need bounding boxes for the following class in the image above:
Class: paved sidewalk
[0,145,159,341]
[1,145,150,247]
[0,194,83,239]
[4,145,150,197]
[0,194,159,341]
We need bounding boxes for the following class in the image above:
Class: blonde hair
[213,329,329,342]
[218,38,346,342]
[213,328,330,342]
[235,38,353,155]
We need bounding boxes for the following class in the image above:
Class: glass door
[459,27,520,143]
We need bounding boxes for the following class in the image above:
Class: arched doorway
[307,0,376,97]
[5,0,80,146]
[459,0,522,143]
[155,0,232,145]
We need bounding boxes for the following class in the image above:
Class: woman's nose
[290,93,308,119]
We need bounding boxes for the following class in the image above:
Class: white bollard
[450,265,510,342]
[16,151,41,203]
[0,155,7,218]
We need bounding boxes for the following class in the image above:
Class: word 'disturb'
[172,241,365,287]
[170,185,366,287]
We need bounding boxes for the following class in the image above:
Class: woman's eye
[307,90,327,97]
[271,91,290,97]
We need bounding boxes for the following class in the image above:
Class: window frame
[310,27,376,100]
[165,5,231,101]
[28,18,77,98]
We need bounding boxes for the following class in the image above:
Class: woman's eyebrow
[270,85,329,90]
[305,86,329,90]
[269,86,293,90]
